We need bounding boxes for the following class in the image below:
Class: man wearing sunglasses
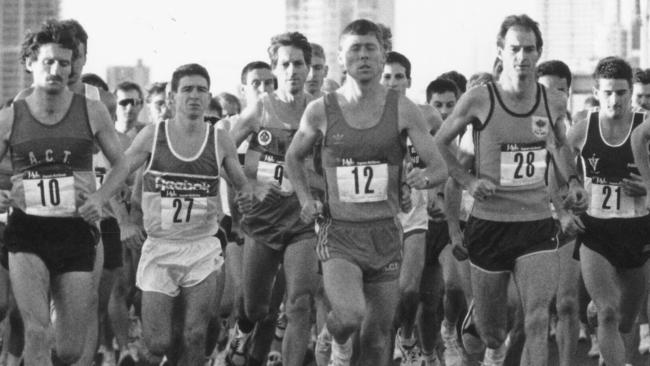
[115,81,147,139]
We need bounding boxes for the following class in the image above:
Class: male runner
[632,68,650,111]
[227,32,320,366]
[81,63,254,365]
[435,14,586,366]
[305,43,329,99]
[0,20,125,365]
[381,50,443,366]
[146,82,171,124]
[573,56,650,366]
[114,81,147,139]
[286,19,447,366]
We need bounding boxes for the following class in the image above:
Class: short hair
[310,43,326,60]
[21,19,78,66]
[438,71,467,94]
[426,78,460,103]
[340,19,384,50]
[468,72,494,89]
[633,68,650,85]
[61,19,88,55]
[376,23,392,52]
[268,32,312,69]
[592,56,633,88]
[240,61,272,85]
[217,92,242,115]
[170,63,211,92]
[537,60,572,88]
[207,97,222,117]
[146,82,167,102]
[115,81,144,100]
[81,73,108,91]
[497,14,543,51]
[385,51,411,80]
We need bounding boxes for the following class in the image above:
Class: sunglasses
[118,98,143,107]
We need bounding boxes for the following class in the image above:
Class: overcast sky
[61,0,537,102]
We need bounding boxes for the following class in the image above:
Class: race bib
[500,142,547,187]
[160,194,208,229]
[406,138,423,168]
[337,163,388,203]
[157,175,214,229]
[589,181,634,218]
[23,169,76,216]
[257,154,293,192]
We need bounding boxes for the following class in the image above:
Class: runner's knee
[183,325,207,350]
[524,306,550,338]
[556,296,578,318]
[597,303,620,328]
[285,292,312,322]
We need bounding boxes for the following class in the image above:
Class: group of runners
[0,10,650,366]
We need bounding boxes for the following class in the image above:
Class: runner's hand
[622,173,646,197]
[0,191,10,213]
[300,199,323,224]
[563,184,588,214]
[400,184,412,213]
[236,191,255,214]
[79,192,103,224]
[406,168,430,189]
[559,212,585,236]
[120,222,145,251]
[449,225,468,261]
[255,182,283,204]
[468,178,496,201]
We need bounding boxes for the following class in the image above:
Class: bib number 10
[37,179,61,206]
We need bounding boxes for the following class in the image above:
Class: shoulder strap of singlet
[633,111,645,128]
[144,121,164,172]
[474,83,495,132]
[213,125,221,175]
[323,92,344,144]
[539,84,555,130]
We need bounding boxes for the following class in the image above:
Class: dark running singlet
[142,121,221,241]
[581,111,646,219]
[321,90,406,222]
[471,82,553,222]
[10,94,95,217]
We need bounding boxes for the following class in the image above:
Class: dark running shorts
[316,217,402,283]
[425,220,450,266]
[241,194,315,251]
[5,209,99,275]
[465,216,557,272]
[100,217,122,270]
[577,214,650,269]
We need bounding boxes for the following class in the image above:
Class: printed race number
[161,196,207,229]
[24,175,75,216]
[337,164,388,203]
[257,161,293,192]
[500,143,547,187]
[589,182,634,218]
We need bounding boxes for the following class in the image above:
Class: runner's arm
[632,115,650,196]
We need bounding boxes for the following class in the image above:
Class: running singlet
[581,111,647,219]
[471,82,552,221]
[244,95,303,193]
[10,94,95,217]
[321,90,405,222]
[142,121,221,241]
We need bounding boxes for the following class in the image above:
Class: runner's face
[68,43,86,85]
[381,63,410,95]
[148,92,170,123]
[305,56,327,95]
[538,75,569,100]
[116,89,143,124]
[339,33,385,83]
[632,82,650,110]
[594,78,631,120]
[243,68,275,103]
[429,92,457,120]
[273,46,309,95]
[28,43,72,94]
[173,75,210,120]
[498,26,540,80]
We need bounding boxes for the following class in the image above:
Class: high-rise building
[106,59,150,91]
[0,0,60,103]
[286,0,395,83]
